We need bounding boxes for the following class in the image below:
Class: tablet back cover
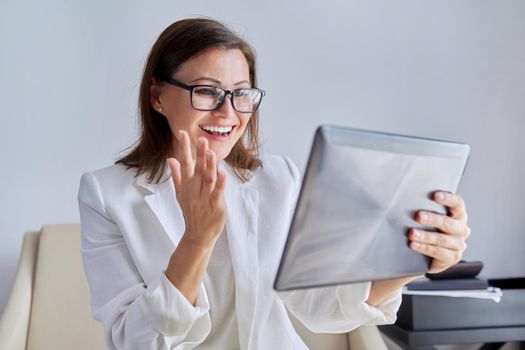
[274,125,470,291]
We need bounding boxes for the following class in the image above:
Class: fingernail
[411,242,420,249]
[436,192,446,201]
[413,230,421,238]
[419,212,429,222]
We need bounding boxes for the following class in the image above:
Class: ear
[150,77,163,112]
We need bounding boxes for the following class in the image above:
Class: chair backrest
[288,311,349,349]
[26,224,104,350]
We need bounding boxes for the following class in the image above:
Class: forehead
[175,48,250,83]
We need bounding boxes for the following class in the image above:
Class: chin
[214,146,232,161]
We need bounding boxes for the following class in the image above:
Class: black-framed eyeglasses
[161,77,266,113]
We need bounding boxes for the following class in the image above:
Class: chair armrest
[0,231,40,350]
[347,325,388,350]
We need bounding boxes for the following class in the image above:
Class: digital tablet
[274,125,470,291]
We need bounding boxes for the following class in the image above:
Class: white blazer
[78,154,401,350]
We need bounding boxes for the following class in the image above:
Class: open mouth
[199,125,234,137]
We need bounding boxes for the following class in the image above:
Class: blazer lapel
[223,170,260,350]
[136,169,186,246]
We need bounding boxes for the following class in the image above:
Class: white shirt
[199,229,240,349]
[78,154,402,350]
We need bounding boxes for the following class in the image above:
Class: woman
[78,18,471,349]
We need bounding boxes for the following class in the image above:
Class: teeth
[201,125,233,133]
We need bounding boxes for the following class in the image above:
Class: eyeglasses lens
[191,86,262,113]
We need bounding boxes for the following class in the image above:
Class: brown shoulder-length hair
[116,18,262,183]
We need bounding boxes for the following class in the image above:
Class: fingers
[416,210,471,237]
[211,170,227,203]
[177,130,195,181]
[202,150,217,194]
[171,130,225,203]
[433,191,468,220]
[410,240,463,266]
[411,191,471,274]
[195,137,208,178]
[409,229,467,251]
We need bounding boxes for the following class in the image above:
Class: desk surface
[379,324,525,350]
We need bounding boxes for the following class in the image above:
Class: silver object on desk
[274,125,470,291]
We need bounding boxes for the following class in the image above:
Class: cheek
[162,92,196,128]
[238,114,252,132]
[165,108,203,132]
[230,116,250,144]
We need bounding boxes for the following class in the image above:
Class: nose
[213,93,236,119]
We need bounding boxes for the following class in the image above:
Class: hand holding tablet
[411,190,471,274]
[274,125,471,291]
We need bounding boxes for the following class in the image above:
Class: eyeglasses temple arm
[161,77,193,91]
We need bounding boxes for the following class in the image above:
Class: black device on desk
[406,277,489,291]
[425,260,483,280]
[405,260,487,291]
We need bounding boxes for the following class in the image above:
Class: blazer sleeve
[78,172,211,350]
[278,157,402,333]
[278,284,402,333]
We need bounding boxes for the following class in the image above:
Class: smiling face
[150,47,252,161]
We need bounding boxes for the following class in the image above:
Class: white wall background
[1,1,524,347]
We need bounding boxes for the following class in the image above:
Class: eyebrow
[188,77,251,86]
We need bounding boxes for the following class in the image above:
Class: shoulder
[78,164,141,205]
[261,154,299,179]
[80,163,137,190]
[89,163,137,183]
[246,154,300,193]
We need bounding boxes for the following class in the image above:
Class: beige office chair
[0,225,387,350]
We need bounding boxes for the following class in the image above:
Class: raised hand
[167,130,227,247]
